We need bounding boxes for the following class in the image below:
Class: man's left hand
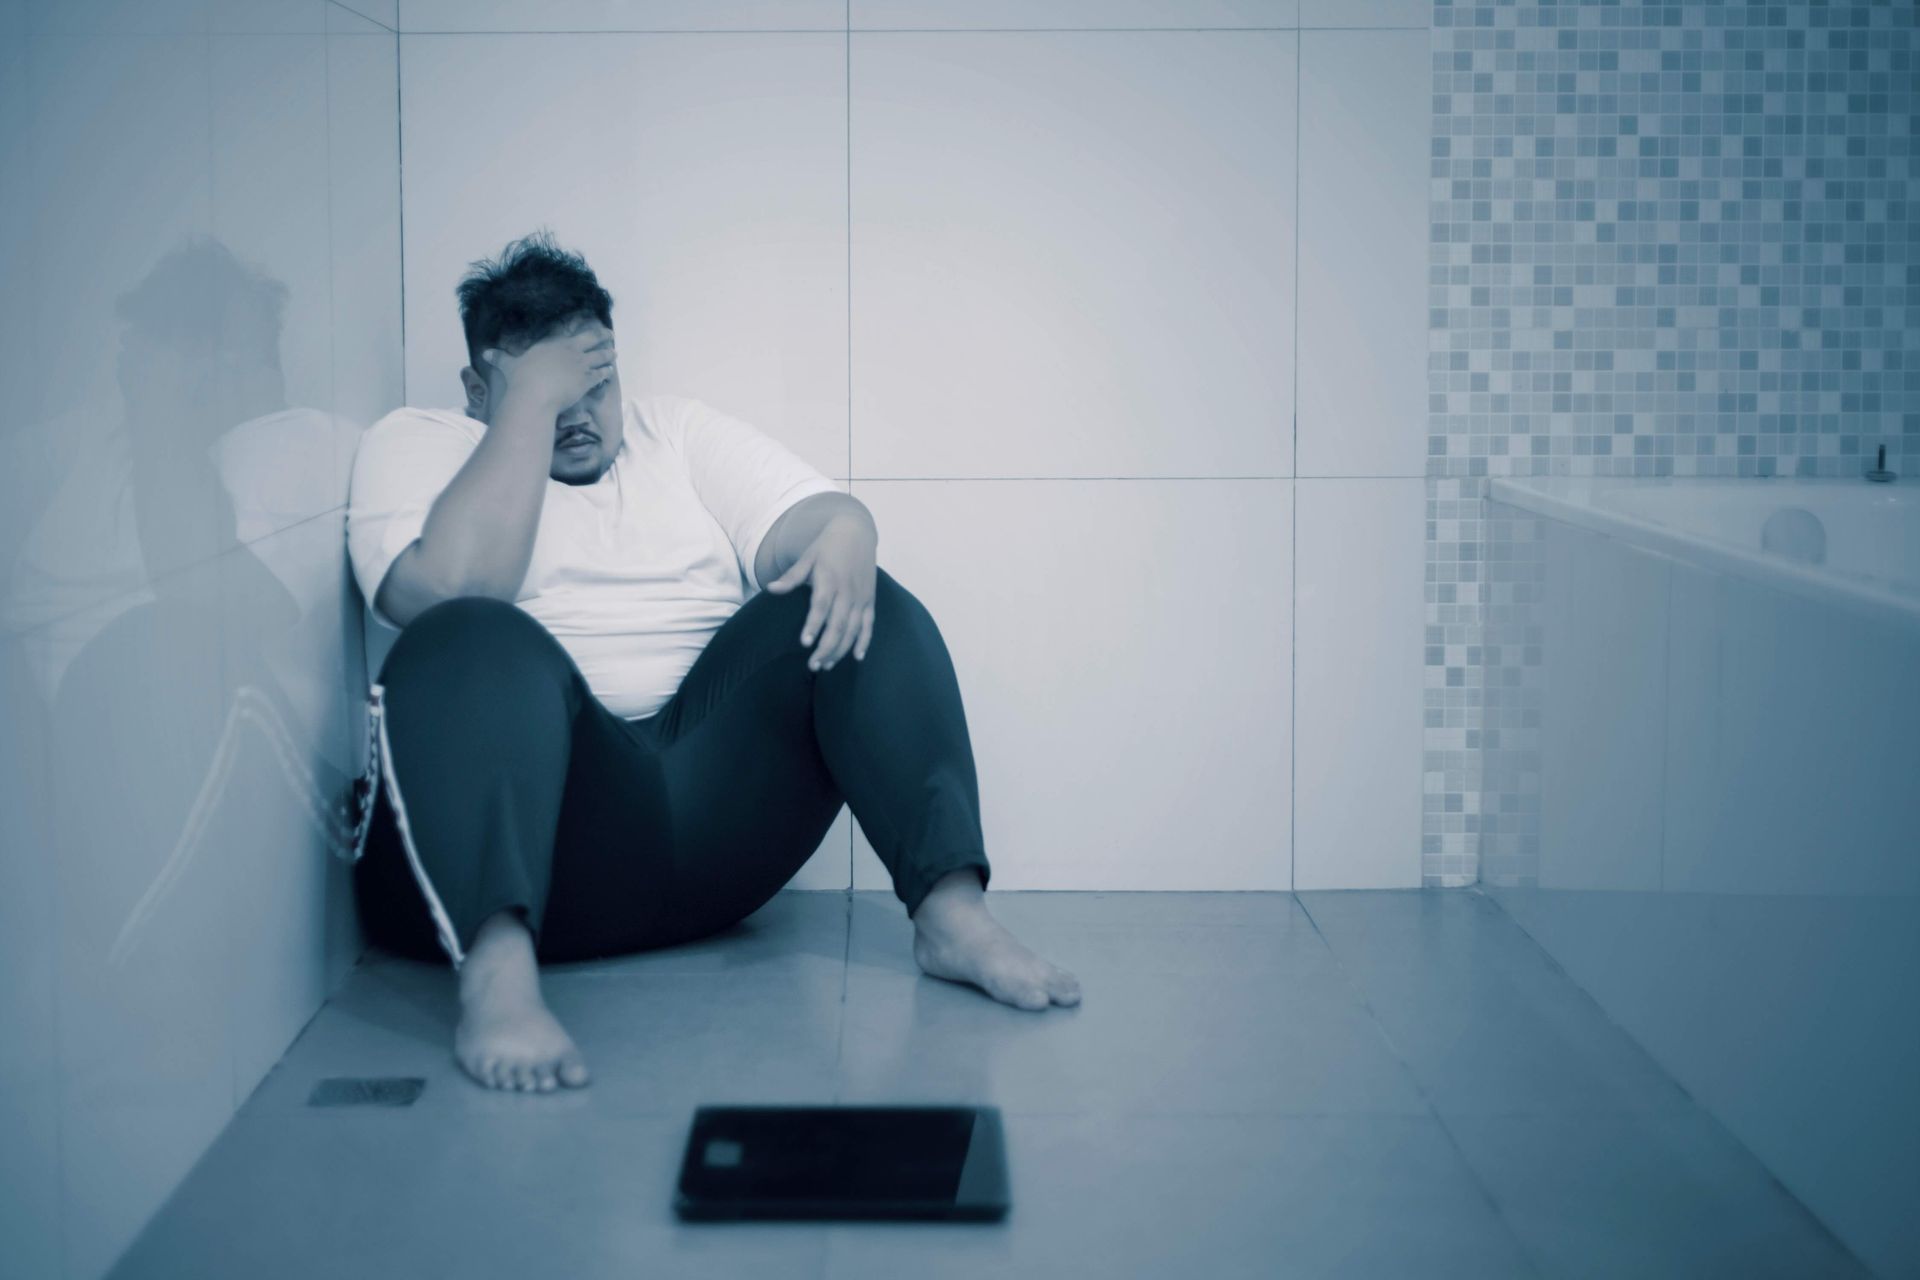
[764,515,878,672]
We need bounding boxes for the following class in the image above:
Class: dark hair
[116,235,288,357]
[456,229,614,372]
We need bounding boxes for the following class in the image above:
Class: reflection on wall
[0,6,401,1279]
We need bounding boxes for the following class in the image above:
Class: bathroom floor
[110,890,1863,1278]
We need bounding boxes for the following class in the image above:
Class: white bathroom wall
[394,1,1429,894]
[0,4,403,1277]
[846,25,1299,893]
[1293,25,1430,888]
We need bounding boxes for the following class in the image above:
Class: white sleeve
[668,397,840,592]
[345,411,478,629]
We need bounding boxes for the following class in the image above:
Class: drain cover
[307,1077,426,1108]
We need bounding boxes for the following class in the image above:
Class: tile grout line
[395,25,408,407]
[1467,888,1865,1262]
[393,26,1431,36]
[1290,892,1547,1278]
[832,887,852,1106]
[844,1,856,900]
[1289,30,1300,892]
[800,474,1426,481]
[327,0,398,33]
[852,0,860,491]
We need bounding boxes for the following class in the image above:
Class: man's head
[116,236,288,443]
[456,231,622,485]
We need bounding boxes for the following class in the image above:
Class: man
[346,232,1080,1094]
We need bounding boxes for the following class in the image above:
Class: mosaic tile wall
[1424,0,1919,886]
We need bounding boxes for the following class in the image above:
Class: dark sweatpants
[351,566,992,970]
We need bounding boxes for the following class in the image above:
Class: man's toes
[1047,971,1082,1005]
[996,977,1050,1010]
[559,1055,591,1088]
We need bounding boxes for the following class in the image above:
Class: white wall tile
[400,0,843,32]
[399,32,848,478]
[22,0,212,33]
[852,479,1293,892]
[1296,28,1429,478]
[851,31,1297,481]
[210,32,339,533]
[330,0,394,29]
[1299,0,1427,27]
[326,17,404,442]
[0,637,61,1279]
[0,9,27,432]
[217,513,363,1104]
[1292,479,1423,888]
[11,32,212,489]
[46,554,239,1280]
[208,0,330,32]
[0,19,397,1274]
[20,0,334,33]
[326,0,390,33]
[852,0,1298,28]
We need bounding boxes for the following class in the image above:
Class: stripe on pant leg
[344,682,385,864]
[369,681,467,970]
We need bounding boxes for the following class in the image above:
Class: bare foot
[910,871,1082,1011]
[454,909,591,1092]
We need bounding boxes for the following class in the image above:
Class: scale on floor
[672,1104,1010,1222]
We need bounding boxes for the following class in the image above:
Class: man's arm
[374,330,615,629]
[755,491,875,590]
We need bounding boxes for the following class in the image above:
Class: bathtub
[1479,474,1919,1277]
[1488,475,1920,631]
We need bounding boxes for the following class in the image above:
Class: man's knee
[737,568,939,672]
[771,567,933,640]
[871,567,934,633]
[382,595,568,688]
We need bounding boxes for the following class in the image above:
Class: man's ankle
[461,909,537,991]
[913,869,987,922]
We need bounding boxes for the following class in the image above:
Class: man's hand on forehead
[482,323,616,417]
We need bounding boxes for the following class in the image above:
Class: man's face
[545,320,622,485]
[469,315,624,485]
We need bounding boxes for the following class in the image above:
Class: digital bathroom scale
[672,1104,1010,1222]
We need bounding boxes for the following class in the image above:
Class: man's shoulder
[625,392,705,449]
[629,391,695,426]
[364,404,485,443]
[347,407,483,510]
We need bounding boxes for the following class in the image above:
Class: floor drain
[307,1077,426,1108]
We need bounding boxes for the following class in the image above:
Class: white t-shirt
[345,393,839,720]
